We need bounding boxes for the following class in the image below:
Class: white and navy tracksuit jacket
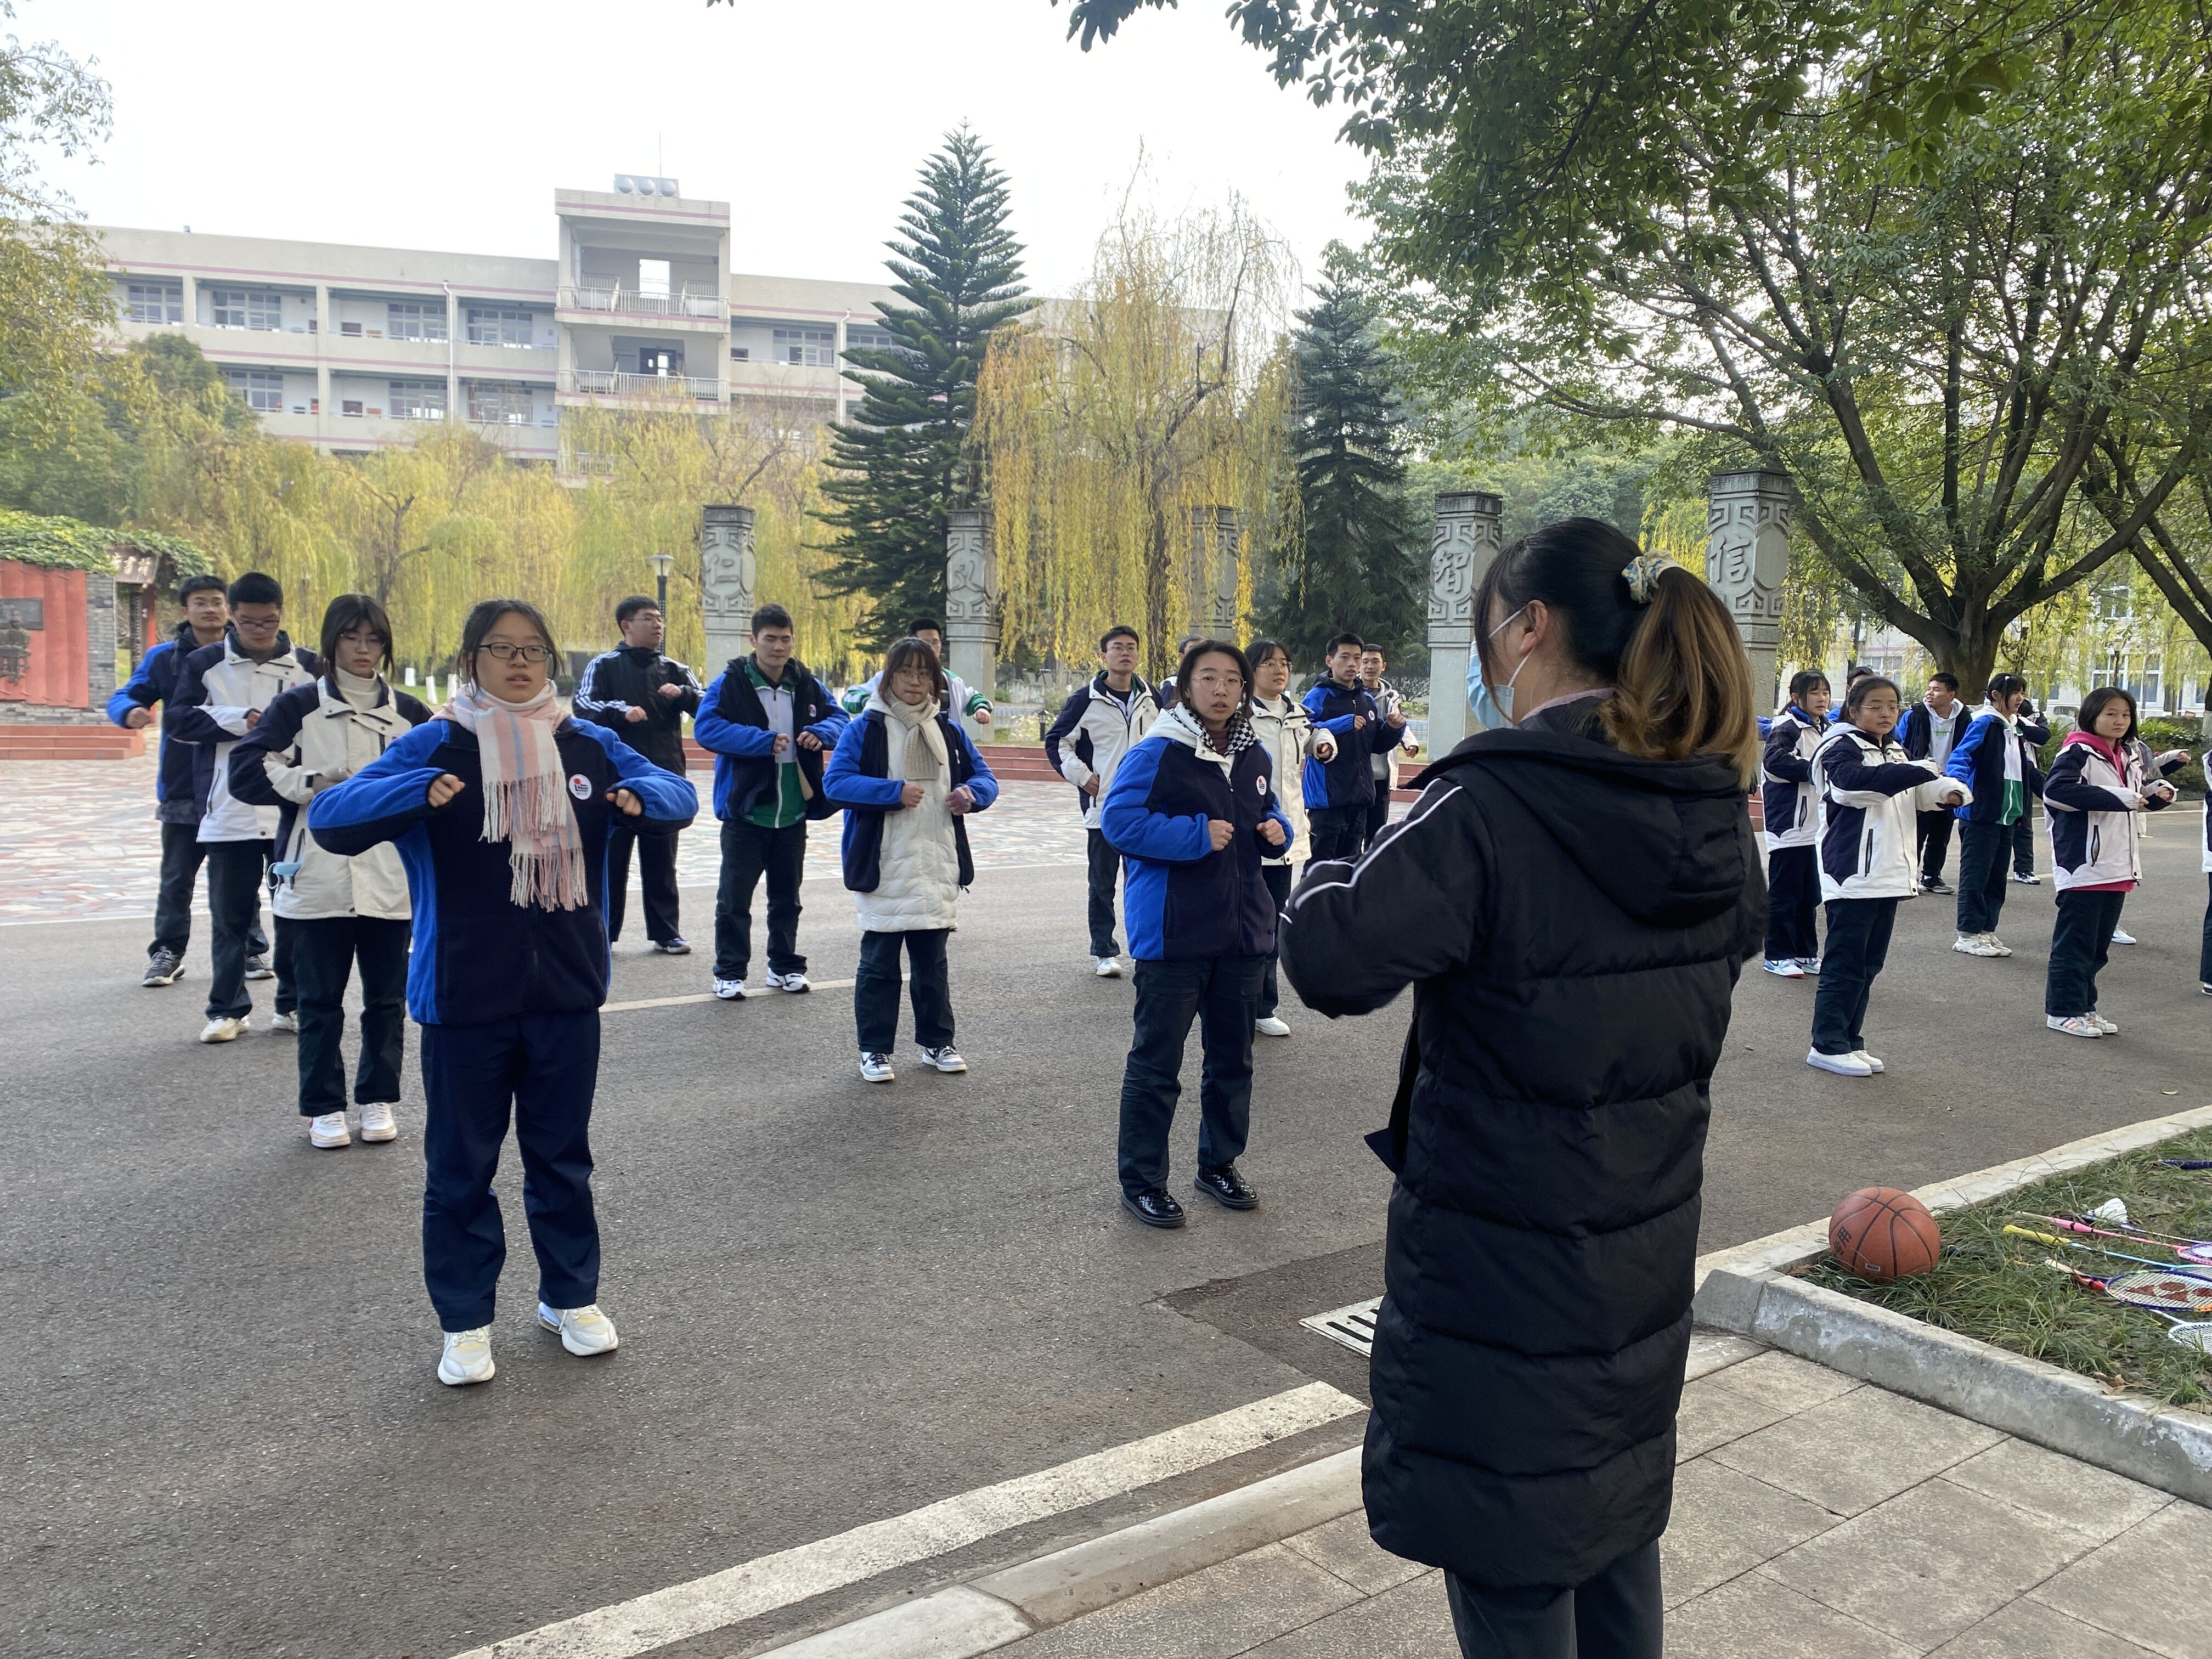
[1045,672,1159,830]
[1760,704,1827,851]
[2043,733,2176,892]
[1813,728,1973,901]
[164,635,321,843]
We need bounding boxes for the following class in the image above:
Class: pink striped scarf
[439,681,589,911]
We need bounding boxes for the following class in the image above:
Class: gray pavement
[6,798,2212,1657]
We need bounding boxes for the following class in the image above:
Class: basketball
[1829,1187,1940,1283]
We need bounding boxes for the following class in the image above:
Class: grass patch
[1799,1126,2212,1410]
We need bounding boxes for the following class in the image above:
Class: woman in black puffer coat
[1281,518,1764,1659]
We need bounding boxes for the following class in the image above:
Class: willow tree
[977,198,1295,680]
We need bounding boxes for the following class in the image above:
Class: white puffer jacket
[854,693,965,934]
[1249,695,1335,868]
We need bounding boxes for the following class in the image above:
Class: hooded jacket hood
[1429,726,1752,929]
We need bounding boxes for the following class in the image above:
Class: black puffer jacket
[1280,715,1763,1589]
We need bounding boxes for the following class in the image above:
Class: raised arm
[590,725,698,833]
[952,727,1001,812]
[821,718,906,810]
[108,642,168,729]
[161,645,245,746]
[1821,738,1941,804]
[693,674,775,757]
[1762,718,1813,783]
[308,723,449,857]
[1099,741,1211,862]
[227,685,319,808]
[569,652,628,730]
[2042,744,2142,815]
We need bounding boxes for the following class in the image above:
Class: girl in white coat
[1246,639,1335,1037]
[823,637,1000,1084]
[1806,675,1970,1077]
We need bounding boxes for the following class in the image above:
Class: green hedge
[0,510,216,578]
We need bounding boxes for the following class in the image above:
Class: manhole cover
[1300,1296,1381,1357]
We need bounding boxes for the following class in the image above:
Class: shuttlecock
[2089,1198,2131,1226]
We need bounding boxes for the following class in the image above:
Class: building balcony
[247,408,558,461]
[556,286,726,331]
[560,369,721,401]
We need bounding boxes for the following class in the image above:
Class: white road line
[447,1381,1363,1659]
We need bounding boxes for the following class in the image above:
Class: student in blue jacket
[1300,632,1396,866]
[1103,639,1292,1229]
[308,599,696,1388]
[1944,673,2045,958]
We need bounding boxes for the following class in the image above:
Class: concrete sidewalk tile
[1238,1571,1452,1658]
[1685,1330,1766,1381]
[1278,1511,1427,1597]
[995,1543,1362,1659]
[1702,1349,1864,1416]
[1761,1473,2092,1650]
[1938,1437,2170,1545]
[1674,1376,1793,1462]
[1708,1384,2004,1516]
[1666,1572,1918,1658]
[1660,1459,1842,1609]
[2029,1499,2212,1659]
[1927,1598,2166,1658]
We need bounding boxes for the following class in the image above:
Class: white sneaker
[243,954,275,980]
[1762,959,1804,978]
[360,1102,398,1142]
[1806,1047,1875,1076]
[1094,956,1124,978]
[2089,1012,2119,1035]
[1985,934,2014,957]
[860,1051,895,1084]
[268,1011,299,1034]
[2109,930,2136,946]
[765,970,811,993]
[2011,871,2042,885]
[308,1109,351,1148]
[1255,1015,1291,1037]
[713,977,748,1001]
[437,1326,495,1385]
[1853,1051,1886,1074]
[921,1044,968,1073]
[2046,1014,2103,1038]
[537,1301,619,1356]
[198,1015,247,1043]
[1953,934,2002,957]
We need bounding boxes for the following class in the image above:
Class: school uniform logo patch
[568,773,592,800]
[1255,774,1268,794]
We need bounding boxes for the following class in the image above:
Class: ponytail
[1601,566,1760,785]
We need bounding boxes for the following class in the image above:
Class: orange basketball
[1829,1186,1940,1283]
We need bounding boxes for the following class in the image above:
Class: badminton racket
[2032,1260,2212,1350]
[2001,1226,2212,1279]
[2028,1213,2212,1265]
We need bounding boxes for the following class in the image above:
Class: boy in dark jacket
[1944,674,2045,957]
[1300,633,1393,866]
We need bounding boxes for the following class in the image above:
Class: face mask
[1466,606,1533,730]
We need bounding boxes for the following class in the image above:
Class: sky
[24,0,1370,297]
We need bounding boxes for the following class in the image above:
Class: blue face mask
[1466,606,1533,731]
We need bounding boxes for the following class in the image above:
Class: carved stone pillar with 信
[699,504,757,671]
[1187,506,1241,640]
[1703,471,1792,715]
[1430,492,1505,748]
[943,508,998,717]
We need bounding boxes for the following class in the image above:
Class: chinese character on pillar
[944,508,999,714]
[699,504,757,669]
[1703,471,1792,714]
[1187,506,1241,639]
[1430,492,1505,749]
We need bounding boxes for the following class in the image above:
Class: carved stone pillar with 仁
[943,509,999,717]
[1704,470,1791,715]
[1432,491,1504,747]
[700,504,756,671]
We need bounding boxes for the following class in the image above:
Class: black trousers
[1260,863,1293,1017]
[2013,809,2038,877]
[1812,897,1898,1056]
[606,818,681,944]
[855,928,954,1053]
[1363,778,1393,849]
[1447,1541,1662,1659]
[151,820,265,962]
[713,816,807,979]
[1763,845,1820,961]
[1915,809,1955,883]
[1117,953,1266,1196]
[205,839,294,1019]
[2047,889,2126,1018]
[1305,805,1367,870]
[1086,827,1125,957]
[420,1013,601,1332]
[1955,821,2013,936]
[291,914,410,1117]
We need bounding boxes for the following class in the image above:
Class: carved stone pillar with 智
[944,508,998,715]
[1704,471,1792,714]
[1188,506,1241,639]
[1430,491,1505,748]
[699,504,757,672]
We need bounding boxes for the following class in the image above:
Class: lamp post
[648,551,674,614]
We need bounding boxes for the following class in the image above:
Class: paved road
[6,795,2210,1657]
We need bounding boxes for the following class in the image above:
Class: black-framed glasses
[479,642,552,664]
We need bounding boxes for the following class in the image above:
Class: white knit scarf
[440,681,589,911]
[884,691,949,785]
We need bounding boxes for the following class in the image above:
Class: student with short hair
[308,598,697,1385]
[1044,624,1159,975]
[1300,633,1389,866]
[228,595,430,1148]
[1900,672,1967,892]
[1759,669,1830,978]
[839,617,995,734]
[2011,698,2054,884]
[1246,639,1334,1037]
[1944,673,2044,957]
[1358,645,1421,850]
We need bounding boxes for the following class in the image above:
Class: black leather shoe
[1194,1164,1258,1210]
[1120,1188,1187,1228]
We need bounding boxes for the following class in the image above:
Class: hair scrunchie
[1621,554,1676,605]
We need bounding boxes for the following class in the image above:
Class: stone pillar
[699,504,757,671]
[1705,470,1792,714]
[1429,492,1505,747]
[1185,506,1241,639]
[85,573,120,712]
[944,508,998,716]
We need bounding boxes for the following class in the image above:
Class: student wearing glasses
[309,599,697,1387]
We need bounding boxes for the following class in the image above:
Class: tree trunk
[1143,487,1172,684]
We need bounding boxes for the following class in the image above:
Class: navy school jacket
[106,624,213,822]
[822,706,1001,891]
[1300,677,1389,810]
[307,716,697,1024]
[692,656,848,822]
[1101,708,1293,961]
[1944,709,2045,823]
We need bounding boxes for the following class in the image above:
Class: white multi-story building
[97,177,901,468]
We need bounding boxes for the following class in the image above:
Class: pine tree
[1261,281,1423,666]
[819,129,1034,648]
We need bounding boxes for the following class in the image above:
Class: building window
[846,325,895,354]
[730,345,749,361]
[223,369,286,413]
[387,301,448,342]
[390,379,448,421]
[124,281,183,324]
[210,289,284,330]
[467,307,535,346]
[638,258,671,299]
[467,381,534,425]
[341,400,364,417]
[774,326,836,366]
